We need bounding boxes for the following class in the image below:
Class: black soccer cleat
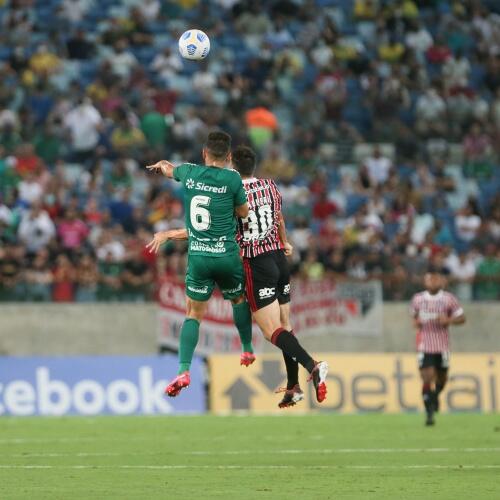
[425,412,435,426]
[276,384,304,409]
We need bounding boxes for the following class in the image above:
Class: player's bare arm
[278,211,293,256]
[438,313,466,326]
[146,229,188,254]
[146,159,175,178]
[235,202,249,218]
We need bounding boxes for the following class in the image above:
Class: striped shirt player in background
[232,145,328,408]
[411,267,466,426]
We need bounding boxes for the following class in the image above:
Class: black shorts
[418,352,450,371]
[243,250,291,312]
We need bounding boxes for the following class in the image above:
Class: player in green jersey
[146,131,256,396]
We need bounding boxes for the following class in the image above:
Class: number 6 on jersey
[191,195,211,231]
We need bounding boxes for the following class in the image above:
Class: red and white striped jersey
[410,290,464,353]
[236,177,284,258]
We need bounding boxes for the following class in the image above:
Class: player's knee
[186,299,207,322]
[230,294,246,305]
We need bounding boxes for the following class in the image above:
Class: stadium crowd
[1,0,500,302]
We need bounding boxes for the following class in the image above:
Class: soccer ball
[178,29,210,60]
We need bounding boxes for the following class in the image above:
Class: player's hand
[283,241,293,257]
[438,315,450,326]
[146,160,174,176]
[146,231,171,254]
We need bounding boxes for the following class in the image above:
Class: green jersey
[174,162,247,257]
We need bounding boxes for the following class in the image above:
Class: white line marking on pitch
[2,448,500,458]
[0,465,499,470]
[4,448,500,458]
[185,447,500,455]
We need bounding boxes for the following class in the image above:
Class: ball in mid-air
[178,29,210,60]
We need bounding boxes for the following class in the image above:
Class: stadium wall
[0,302,498,355]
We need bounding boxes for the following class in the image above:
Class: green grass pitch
[1,414,499,499]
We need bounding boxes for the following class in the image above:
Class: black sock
[271,328,315,373]
[422,383,433,414]
[435,383,444,395]
[283,330,299,389]
[283,351,299,390]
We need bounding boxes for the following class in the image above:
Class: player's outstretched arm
[146,160,175,178]
[146,229,188,254]
[235,202,249,218]
[278,211,293,256]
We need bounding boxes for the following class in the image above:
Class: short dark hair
[232,145,256,176]
[205,131,231,160]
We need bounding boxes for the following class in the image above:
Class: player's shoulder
[178,162,199,170]
[442,290,459,302]
[411,291,425,302]
[224,167,242,178]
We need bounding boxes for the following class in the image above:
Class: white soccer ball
[178,29,210,60]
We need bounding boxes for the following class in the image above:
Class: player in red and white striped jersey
[410,267,466,426]
[232,145,328,407]
[236,176,283,258]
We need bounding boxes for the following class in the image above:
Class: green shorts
[185,252,245,302]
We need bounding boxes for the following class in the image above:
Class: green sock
[178,318,200,374]
[232,301,254,353]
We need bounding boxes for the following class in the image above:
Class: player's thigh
[252,300,282,340]
[418,353,439,381]
[185,255,215,302]
[275,250,291,307]
[212,252,245,301]
[243,253,281,312]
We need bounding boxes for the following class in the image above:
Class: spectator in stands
[24,249,53,302]
[405,20,433,59]
[52,253,76,302]
[363,145,393,186]
[108,39,138,81]
[415,86,447,137]
[97,250,124,301]
[445,249,476,301]
[57,208,89,253]
[111,113,146,157]
[442,49,470,91]
[0,243,23,301]
[75,253,99,302]
[66,29,95,60]
[18,170,43,206]
[463,122,494,178]
[64,97,103,164]
[18,204,56,254]
[121,245,153,302]
[150,47,183,84]
[487,207,500,244]
[454,200,482,244]
[29,43,61,77]
[245,104,278,151]
[474,244,500,300]
[300,249,325,281]
[59,0,95,24]
[313,192,339,221]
